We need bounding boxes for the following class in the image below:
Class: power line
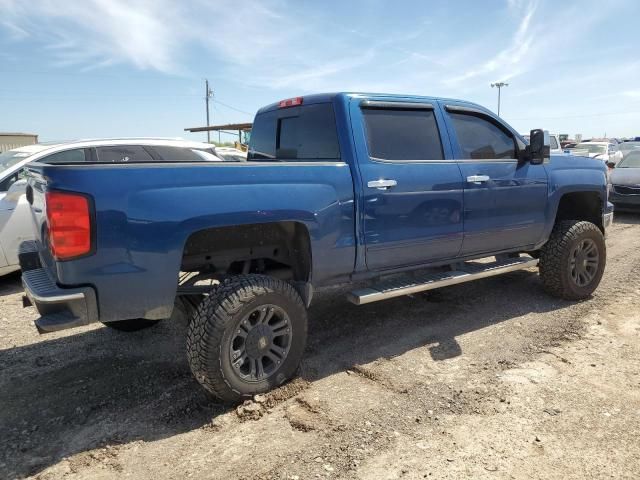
[211,99,253,116]
[0,91,254,116]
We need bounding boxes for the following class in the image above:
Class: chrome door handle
[466,175,490,183]
[367,179,398,190]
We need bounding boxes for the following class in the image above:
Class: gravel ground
[1,214,639,480]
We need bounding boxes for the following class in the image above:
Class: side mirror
[528,129,550,165]
[5,179,28,202]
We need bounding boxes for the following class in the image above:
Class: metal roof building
[0,132,38,153]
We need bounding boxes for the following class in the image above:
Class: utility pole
[491,82,509,116]
[205,79,213,143]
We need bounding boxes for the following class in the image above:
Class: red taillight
[46,191,92,260]
[278,96,303,108]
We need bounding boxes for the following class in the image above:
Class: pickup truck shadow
[303,268,571,377]
[0,268,571,478]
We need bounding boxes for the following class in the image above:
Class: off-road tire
[186,275,308,403]
[103,318,160,332]
[539,220,606,300]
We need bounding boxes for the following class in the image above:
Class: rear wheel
[186,275,308,403]
[539,220,606,300]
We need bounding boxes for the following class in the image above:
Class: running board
[347,257,539,305]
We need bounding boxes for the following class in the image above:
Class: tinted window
[550,136,559,149]
[248,103,340,161]
[151,146,214,162]
[96,145,153,163]
[362,108,444,160]
[42,148,87,164]
[450,113,515,159]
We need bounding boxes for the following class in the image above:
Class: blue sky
[1,0,639,143]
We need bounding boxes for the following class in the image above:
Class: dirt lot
[1,215,639,480]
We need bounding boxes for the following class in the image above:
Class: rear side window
[362,108,444,161]
[96,145,154,163]
[151,146,217,162]
[449,113,515,159]
[550,136,559,150]
[248,103,340,161]
[42,148,88,164]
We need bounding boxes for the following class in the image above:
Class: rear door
[350,98,464,271]
[442,103,548,256]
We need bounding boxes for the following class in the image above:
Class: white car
[0,138,222,276]
[214,147,247,162]
[0,144,60,276]
[523,133,564,155]
[569,141,623,165]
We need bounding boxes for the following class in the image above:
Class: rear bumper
[19,242,98,334]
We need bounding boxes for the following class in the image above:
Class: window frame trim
[360,100,435,110]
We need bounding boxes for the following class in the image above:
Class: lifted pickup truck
[21,93,613,402]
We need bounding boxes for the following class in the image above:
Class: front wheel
[539,220,606,300]
[186,275,308,403]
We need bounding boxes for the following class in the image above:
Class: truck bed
[26,161,356,322]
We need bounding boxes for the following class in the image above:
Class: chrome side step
[347,257,539,305]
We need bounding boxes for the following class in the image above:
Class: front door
[351,99,465,271]
[442,103,548,256]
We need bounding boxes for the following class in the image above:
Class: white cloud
[1,0,638,109]
[445,0,538,85]
[0,0,299,73]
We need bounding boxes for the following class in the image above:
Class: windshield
[0,150,31,175]
[617,152,640,168]
[620,142,640,153]
[573,143,606,154]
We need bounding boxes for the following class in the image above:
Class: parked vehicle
[21,93,613,402]
[608,151,640,211]
[523,133,564,155]
[618,141,640,158]
[569,141,623,164]
[214,147,247,162]
[0,144,59,276]
[0,139,220,277]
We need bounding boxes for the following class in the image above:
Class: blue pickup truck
[21,93,613,402]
